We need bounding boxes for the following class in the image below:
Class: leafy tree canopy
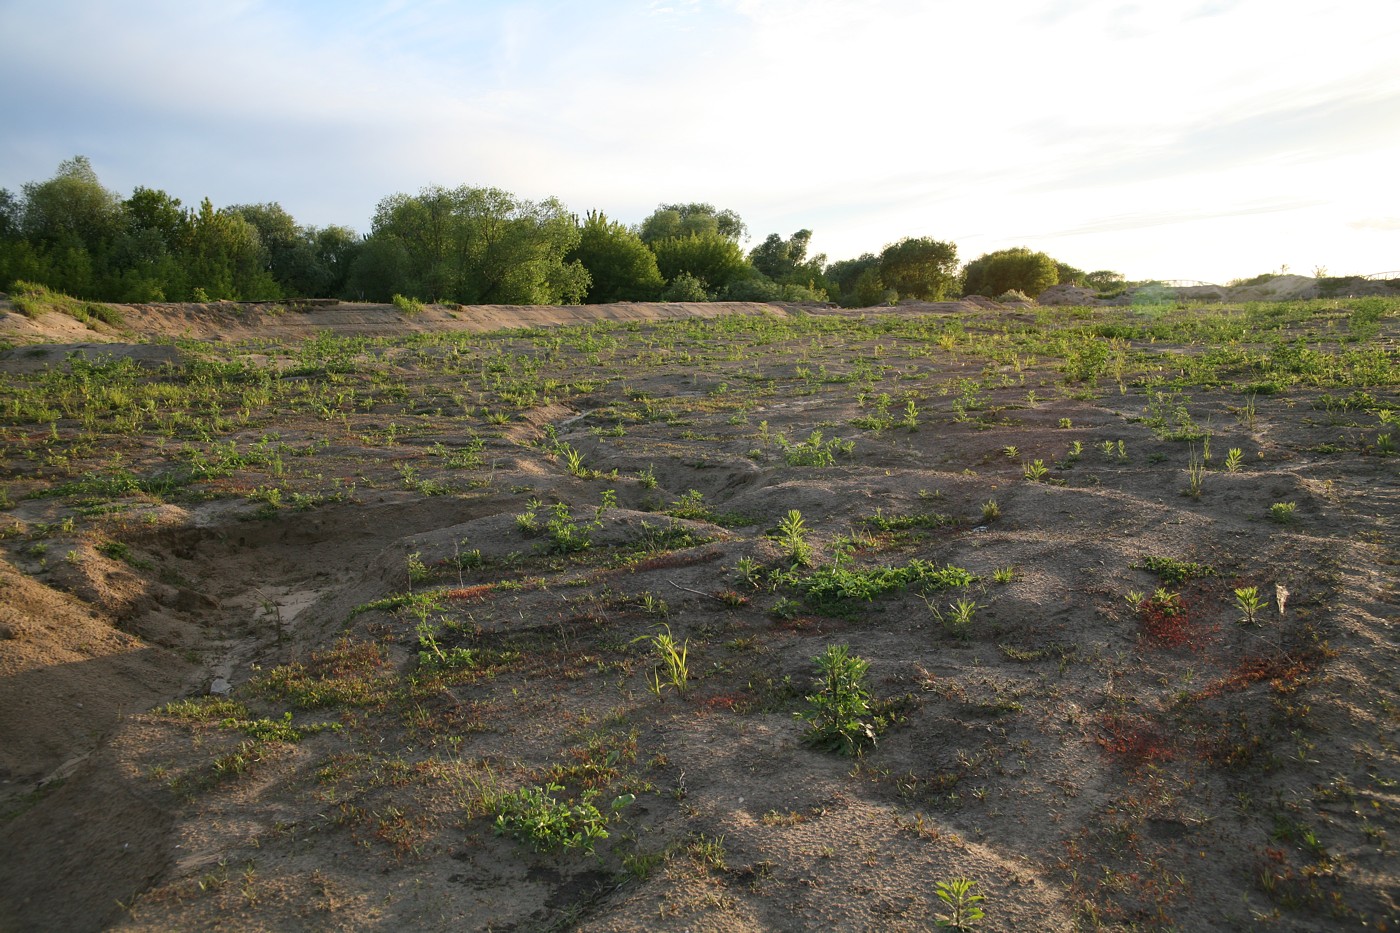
[1084,270,1127,290]
[638,202,747,245]
[569,210,663,303]
[19,156,124,252]
[879,237,959,301]
[961,247,1060,298]
[366,185,588,305]
[749,229,826,287]
[651,231,749,295]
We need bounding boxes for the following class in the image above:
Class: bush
[391,293,424,314]
[798,644,878,755]
[660,272,709,302]
[962,247,1059,298]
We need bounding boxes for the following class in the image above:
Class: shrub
[659,271,709,302]
[391,293,425,314]
[961,247,1059,298]
[799,644,877,755]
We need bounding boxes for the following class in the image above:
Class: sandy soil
[0,297,1395,932]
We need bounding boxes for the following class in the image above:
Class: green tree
[307,225,362,297]
[110,187,191,301]
[19,156,124,254]
[365,185,588,304]
[569,210,663,302]
[749,229,827,289]
[1055,260,1086,286]
[879,236,959,301]
[1084,270,1126,291]
[225,202,305,292]
[16,156,125,296]
[0,189,19,241]
[185,198,279,300]
[651,231,749,296]
[961,247,1059,298]
[638,203,747,245]
[825,253,883,307]
[659,271,709,301]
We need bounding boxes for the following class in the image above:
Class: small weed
[928,597,979,639]
[687,833,728,872]
[633,624,689,697]
[980,499,1000,523]
[1137,555,1214,585]
[1234,587,1268,626]
[1270,502,1297,524]
[1184,444,1206,498]
[934,877,986,929]
[773,509,813,567]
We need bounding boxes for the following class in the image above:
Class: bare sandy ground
[0,297,1395,931]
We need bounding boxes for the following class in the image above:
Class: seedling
[1224,447,1243,472]
[899,400,920,430]
[1234,586,1268,626]
[1184,445,1205,498]
[634,624,689,697]
[774,509,813,567]
[1022,459,1049,482]
[406,551,429,586]
[1270,501,1297,523]
[637,592,669,618]
[929,597,979,639]
[934,877,986,929]
[493,782,627,854]
[980,499,1000,523]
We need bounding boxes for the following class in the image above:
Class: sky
[2,0,1399,284]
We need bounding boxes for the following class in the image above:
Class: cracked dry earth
[0,298,1396,931]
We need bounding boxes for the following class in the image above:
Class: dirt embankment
[0,297,1010,348]
[0,299,808,345]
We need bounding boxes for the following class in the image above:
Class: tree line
[0,156,1124,308]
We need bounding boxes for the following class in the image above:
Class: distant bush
[996,289,1032,303]
[1317,276,1366,298]
[962,247,1059,299]
[1227,272,1278,287]
[660,272,709,302]
[391,293,424,314]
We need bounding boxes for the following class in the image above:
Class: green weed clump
[798,644,879,756]
[634,624,689,697]
[778,429,853,467]
[1136,555,1214,585]
[795,560,973,604]
[251,638,393,708]
[493,782,630,854]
